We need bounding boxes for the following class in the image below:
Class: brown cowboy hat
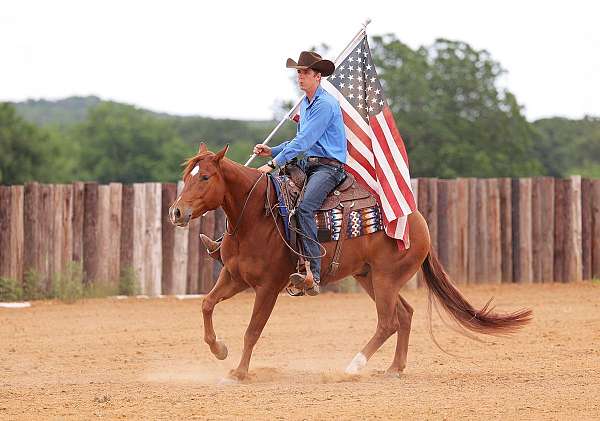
[286,51,335,77]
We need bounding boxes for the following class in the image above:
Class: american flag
[292,35,416,248]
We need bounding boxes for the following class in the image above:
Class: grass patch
[51,262,85,303]
[0,277,23,302]
[118,265,139,296]
[591,278,600,286]
[22,270,44,300]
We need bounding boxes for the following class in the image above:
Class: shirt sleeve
[273,99,334,166]
[270,141,290,158]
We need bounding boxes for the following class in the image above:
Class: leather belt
[307,156,343,168]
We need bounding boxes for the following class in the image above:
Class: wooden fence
[0,176,599,296]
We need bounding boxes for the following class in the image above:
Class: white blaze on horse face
[191,164,200,176]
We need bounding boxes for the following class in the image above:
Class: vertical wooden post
[437,180,450,276]
[71,182,85,263]
[581,178,592,280]
[591,179,600,279]
[531,177,543,282]
[10,186,24,282]
[39,185,53,292]
[0,187,11,279]
[513,179,533,283]
[145,183,163,296]
[161,183,177,295]
[107,183,122,288]
[83,183,100,284]
[132,183,146,293]
[486,179,501,284]
[564,176,582,282]
[554,179,566,282]
[539,178,555,282]
[475,179,489,283]
[467,178,478,283]
[96,185,111,284]
[120,185,135,285]
[49,185,64,283]
[60,185,73,275]
[172,181,189,294]
[498,178,513,283]
[23,183,41,280]
[453,178,469,284]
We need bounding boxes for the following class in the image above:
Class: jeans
[295,161,346,281]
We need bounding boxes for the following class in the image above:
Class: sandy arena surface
[1,282,599,420]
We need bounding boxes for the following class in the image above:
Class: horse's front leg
[225,286,279,382]
[202,268,247,360]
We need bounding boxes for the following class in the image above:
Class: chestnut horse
[169,144,532,382]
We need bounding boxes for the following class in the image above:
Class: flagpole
[244,18,371,167]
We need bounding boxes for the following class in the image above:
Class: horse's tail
[421,251,532,336]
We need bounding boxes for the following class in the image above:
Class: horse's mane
[181,151,214,179]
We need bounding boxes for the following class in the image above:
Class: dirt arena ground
[1,282,599,420]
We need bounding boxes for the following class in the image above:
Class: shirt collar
[304,84,324,107]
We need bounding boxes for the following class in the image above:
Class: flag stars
[370,77,376,83]
[367,85,373,91]
[339,73,345,79]
[349,93,355,99]
[348,74,354,81]
[366,64,371,70]
[375,89,381,95]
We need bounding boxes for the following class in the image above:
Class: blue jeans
[295,161,346,281]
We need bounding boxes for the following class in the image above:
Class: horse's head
[169,143,229,227]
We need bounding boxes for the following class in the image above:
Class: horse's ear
[198,143,208,153]
[214,144,229,162]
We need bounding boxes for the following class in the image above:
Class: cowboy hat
[286,51,335,77]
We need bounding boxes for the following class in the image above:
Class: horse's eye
[202,175,209,181]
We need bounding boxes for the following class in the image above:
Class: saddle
[270,163,382,280]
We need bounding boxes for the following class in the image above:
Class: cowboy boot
[200,234,223,264]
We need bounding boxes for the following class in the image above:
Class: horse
[169,144,532,382]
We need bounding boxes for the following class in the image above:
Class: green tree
[370,35,542,177]
[0,103,69,184]
[76,102,192,183]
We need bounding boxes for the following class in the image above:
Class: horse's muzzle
[169,205,192,227]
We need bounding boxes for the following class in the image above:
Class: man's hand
[253,144,272,157]
[257,164,273,174]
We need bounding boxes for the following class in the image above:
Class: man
[254,51,347,295]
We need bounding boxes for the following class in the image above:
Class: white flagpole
[244,18,372,167]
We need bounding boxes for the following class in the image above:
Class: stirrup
[285,284,305,297]
[289,272,307,289]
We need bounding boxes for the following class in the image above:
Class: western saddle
[272,163,378,280]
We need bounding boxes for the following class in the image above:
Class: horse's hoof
[213,340,228,360]
[344,352,367,375]
[384,369,402,378]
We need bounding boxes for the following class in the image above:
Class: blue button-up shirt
[271,85,346,166]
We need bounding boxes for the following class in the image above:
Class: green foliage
[370,35,543,177]
[118,266,139,296]
[51,262,85,303]
[0,103,71,184]
[22,270,44,301]
[74,102,193,183]
[0,277,23,302]
[11,96,102,127]
[532,116,600,177]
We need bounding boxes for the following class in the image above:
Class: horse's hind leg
[385,295,414,377]
[202,268,247,360]
[350,270,413,376]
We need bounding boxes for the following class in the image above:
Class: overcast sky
[1,0,598,121]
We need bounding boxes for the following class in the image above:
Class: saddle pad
[270,175,383,243]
